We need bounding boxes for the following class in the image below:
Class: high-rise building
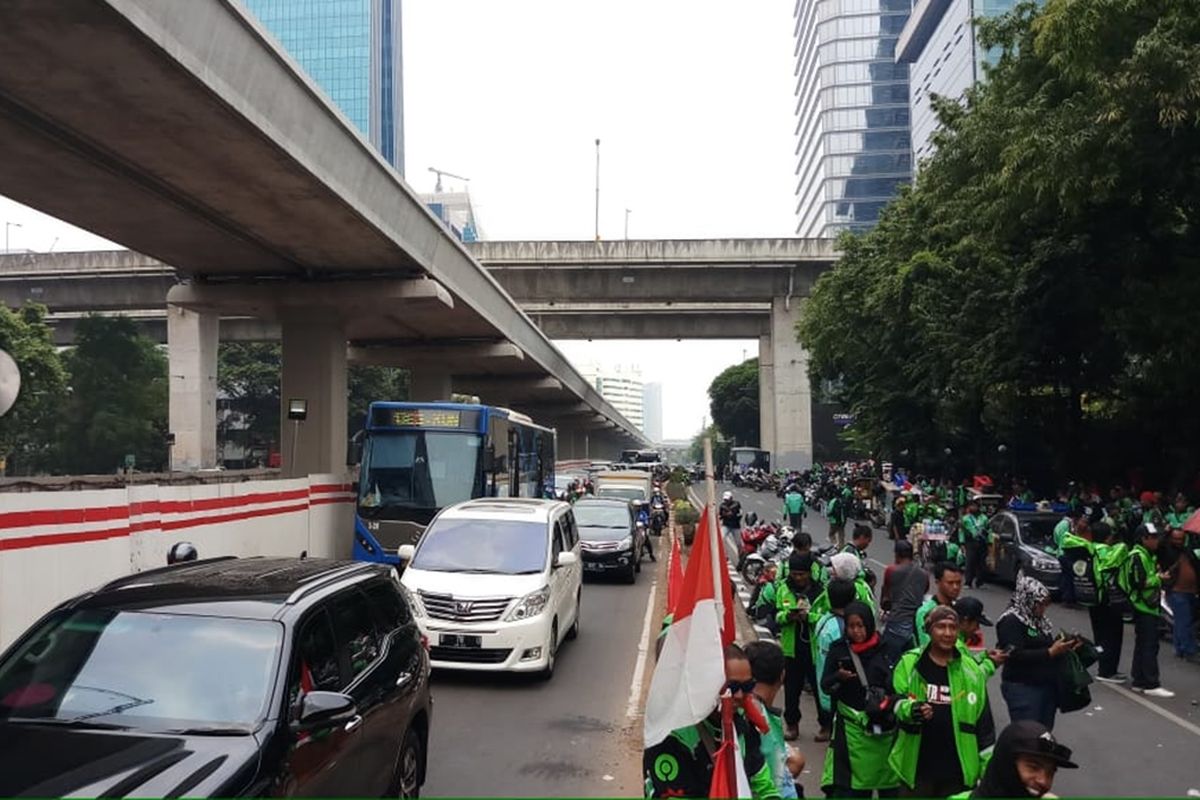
[420,190,483,243]
[579,364,644,432]
[897,0,1030,165]
[642,383,664,443]
[242,0,404,174]
[793,0,915,238]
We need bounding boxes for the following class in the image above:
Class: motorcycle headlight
[505,586,551,622]
[618,536,633,550]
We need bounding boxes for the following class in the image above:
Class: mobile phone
[1002,644,1017,655]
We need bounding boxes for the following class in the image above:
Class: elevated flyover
[0,0,644,470]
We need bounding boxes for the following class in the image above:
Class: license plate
[584,562,603,571]
[439,634,482,648]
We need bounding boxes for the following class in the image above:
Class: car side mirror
[397,544,416,562]
[554,551,578,569]
[294,691,357,733]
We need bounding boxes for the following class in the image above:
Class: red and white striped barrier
[0,474,356,648]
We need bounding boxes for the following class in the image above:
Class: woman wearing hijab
[820,601,900,798]
[967,720,1078,798]
[995,575,1082,730]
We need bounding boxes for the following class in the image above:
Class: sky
[0,0,799,441]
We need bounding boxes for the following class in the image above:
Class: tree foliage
[59,316,168,473]
[708,358,759,447]
[689,425,730,470]
[0,304,67,474]
[347,365,409,434]
[218,342,281,456]
[799,0,1200,486]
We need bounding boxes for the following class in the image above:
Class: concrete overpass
[0,0,645,471]
[1,236,840,468]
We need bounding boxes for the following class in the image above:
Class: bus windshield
[733,450,759,465]
[358,430,482,514]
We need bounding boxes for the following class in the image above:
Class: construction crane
[428,166,470,193]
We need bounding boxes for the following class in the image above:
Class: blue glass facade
[793,0,915,238]
[243,0,404,174]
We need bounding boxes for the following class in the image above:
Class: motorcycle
[736,519,771,572]
[649,498,667,537]
[742,526,792,583]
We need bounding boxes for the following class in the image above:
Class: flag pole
[703,437,724,622]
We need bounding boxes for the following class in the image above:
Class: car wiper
[64,697,154,723]
[10,717,131,730]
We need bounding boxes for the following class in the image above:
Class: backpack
[1061,544,1099,606]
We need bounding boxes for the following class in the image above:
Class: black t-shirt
[915,651,962,786]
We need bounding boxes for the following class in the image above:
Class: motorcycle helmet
[167,541,198,565]
[745,512,758,526]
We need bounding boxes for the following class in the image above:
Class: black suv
[0,557,432,797]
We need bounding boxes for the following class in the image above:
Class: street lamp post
[624,208,631,240]
[4,222,22,253]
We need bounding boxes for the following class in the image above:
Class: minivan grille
[430,646,512,664]
[419,591,513,622]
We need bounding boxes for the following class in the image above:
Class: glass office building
[243,0,404,174]
[793,0,915,238]
[897,0,1028,166]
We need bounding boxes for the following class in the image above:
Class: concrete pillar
[758,333,775,464]
[281,315,347,477]
[168,305,218,470]
[771,296,813,470]
[409,368,452,401]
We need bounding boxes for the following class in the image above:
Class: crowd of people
[642,460,1200,799]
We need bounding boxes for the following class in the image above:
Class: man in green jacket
[889,605,996,797]
[782,485,806,530]
[775,552,822,741]
[1120,524,1175,697]
[959,499,989,589]
[915,561,964,648]
[643,644,782,799]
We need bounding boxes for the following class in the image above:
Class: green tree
[799,0,1200,485]
[708,358,759,447]
[689,425,730,471]
[0,304,67,475]
[59,316,168,473]
[347,365,409,434]
[217,342,281,459]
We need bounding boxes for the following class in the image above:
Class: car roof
[574,497,632,509]
[1003,510,1063,522]
[72,557,388,619]
[440,497,567,523]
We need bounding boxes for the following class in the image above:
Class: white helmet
[722,491,733,501]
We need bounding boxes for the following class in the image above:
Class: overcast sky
[0,0,797,441]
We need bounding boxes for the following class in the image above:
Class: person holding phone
[819,601,900,797]
[994,575,1078,730]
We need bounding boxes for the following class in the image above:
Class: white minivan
[397,498,581,679]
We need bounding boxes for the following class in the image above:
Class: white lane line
[626,576,660,721]
[1098,681,1200,737]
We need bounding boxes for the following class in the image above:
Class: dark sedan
[0,557,432,797]
[984,510,1063,594]
[574,498,645,583]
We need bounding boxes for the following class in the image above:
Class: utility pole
[624,208,631,240]
[594,138,601,242]
[4,222,21,253]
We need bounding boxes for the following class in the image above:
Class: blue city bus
[352,402,556,565]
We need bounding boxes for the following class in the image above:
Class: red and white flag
[708,694,753,799]
[644,506,727,747]
[666,531,685,615]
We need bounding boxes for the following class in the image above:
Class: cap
[1139,490,1156,505]
[925,604,959,630]
[1007,721,1079,769]
[953,596,993,626]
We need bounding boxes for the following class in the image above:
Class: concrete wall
[0,474,354,649]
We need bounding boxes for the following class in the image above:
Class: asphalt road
[422,551,661,798]
[726,483,1200,798]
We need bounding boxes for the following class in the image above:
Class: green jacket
[1119,544,1161,615]
[643,717,781,799]
[888,646,995,790]
[812,613,844,714]
[775,581,813,658]
[1050,518,1071,556]
[783,492,806,516]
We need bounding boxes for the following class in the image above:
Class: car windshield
[358,430,482,515]
[0,610,281,731]
[1020,518,1058,549]
[596,486,645,502]
[410,518,547,574]
[574,504,631,538]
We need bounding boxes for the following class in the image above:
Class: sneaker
[784,723,799,741]
[1095,673,1127,683]
[1143,687,1176,698]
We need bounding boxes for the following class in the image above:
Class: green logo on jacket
[654,754,680,782]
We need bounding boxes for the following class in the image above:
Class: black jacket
[995,616,1057,686]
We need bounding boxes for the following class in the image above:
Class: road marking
[1098,681,1200,737]
[626,576,659,720]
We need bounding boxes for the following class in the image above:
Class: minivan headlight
[618,536,633,551]
[399,582,426,618]
[505,587,550,622]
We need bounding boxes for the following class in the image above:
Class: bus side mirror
[483,445,496,472]
[346,432,364,467]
